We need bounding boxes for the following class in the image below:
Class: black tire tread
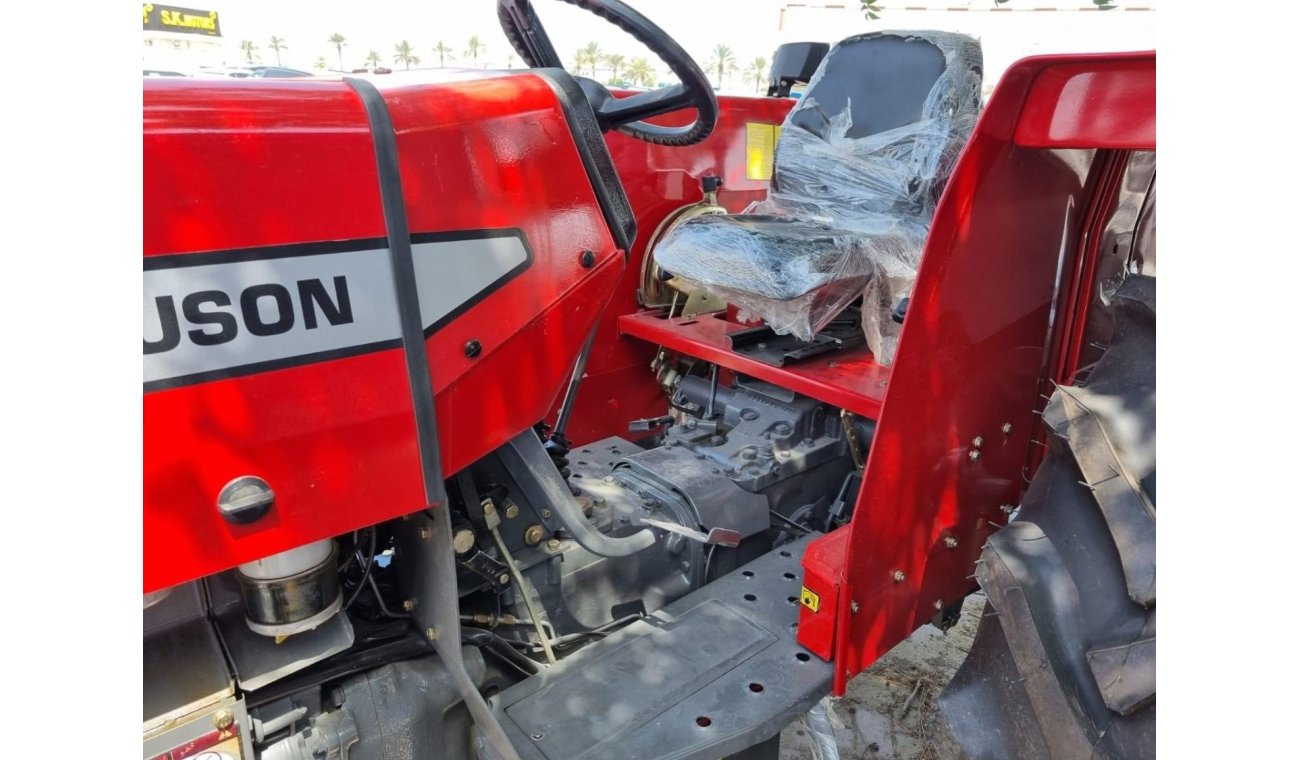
[940,275,1156,759]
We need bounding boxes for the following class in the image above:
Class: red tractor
[143,2,1155,758]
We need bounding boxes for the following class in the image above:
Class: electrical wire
[342,527,377,610]
[770,509,812,535]
[366,573,409,619]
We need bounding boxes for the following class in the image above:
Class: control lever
[641,517,742,548]
[628,415,675,433]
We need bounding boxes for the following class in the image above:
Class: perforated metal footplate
[492,533,831,760]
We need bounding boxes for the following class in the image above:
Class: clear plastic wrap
[654,31,982,364]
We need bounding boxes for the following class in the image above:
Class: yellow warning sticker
[799,586,820,613]
[745,122,780,181]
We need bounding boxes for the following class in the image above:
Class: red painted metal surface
[549,95,795,446]
[618,311,889,420]
[796,52,1156,692]
[144,72,624,593]
[1014,52,1155,149]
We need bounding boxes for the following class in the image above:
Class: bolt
[483,502,496,516]
[580,250,596,268]
[972,436,984,449]
[463,339,482,359]
[498,573,511,585]
[850,601,860,614]
[1000,504,1016,514]
[1001,423,1013,436]
[523,524,544,545]
[933,599,944,611]
[425,626,439,641]
[710,434,727,446]
[603,475,615,484]
[402,598,417,611]
[944,536,958,549]
[212,709,234,731]
[452,528,476,554]
[531,732,546,742]
[893,570,906,583]
[419,526,432,539]
[968,449,981,463]
[546,538,561,552]
[504,503,520,519]
[541,509,552,519]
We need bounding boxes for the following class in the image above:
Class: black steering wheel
[498,0,719,146]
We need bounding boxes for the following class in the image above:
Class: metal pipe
[485,513,557,664]
[553,322,599,439]
[705,363,719,419]
[501,431,655,557]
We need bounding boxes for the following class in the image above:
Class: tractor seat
[653,31,982,364]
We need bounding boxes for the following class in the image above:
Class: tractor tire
[939,275,1156,760]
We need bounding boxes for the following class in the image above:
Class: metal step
[490,533,832,760]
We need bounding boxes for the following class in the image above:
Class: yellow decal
[799,585,820,613]
[745,122,779,181]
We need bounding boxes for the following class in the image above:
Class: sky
[150,1,1157,93]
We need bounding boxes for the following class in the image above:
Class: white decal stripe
[143,235,529,388]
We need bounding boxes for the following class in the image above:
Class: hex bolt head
[541,509,553,519]
[418,526,433,540]
[892,570,906,583]
[523,524,544,546]
[968,449,981,463]
[944,536,959,549]
[504,503,520,519]
[402,598,417,611]
[1001,423,1013,436]
[850,601,860,614]
[425,626,439,641]
[933,599,944,611]
[212,709,234,730]
[580,250,596,268]
[498,573,511,585]
[972,436,985,449]
[545,538,561,552]
[1000,504,1017,514]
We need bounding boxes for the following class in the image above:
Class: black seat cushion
[653,31,982,363]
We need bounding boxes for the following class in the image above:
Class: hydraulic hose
[500,430,655,557]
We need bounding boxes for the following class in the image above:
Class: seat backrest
[770,31,983,229]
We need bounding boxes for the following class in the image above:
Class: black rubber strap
[344,77,521,760]
[344,77,446,509]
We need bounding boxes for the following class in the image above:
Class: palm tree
[240,40,258,64]
[328,33,347,68]
[394,40,419,70]
[605,53,625,83]
[313,56,327,71]
[366,50,382,69]
[744,56,768,93]
[433,41,455,67]
[465,35,486,67]
[706,43,736,88]
[579,41,603,78]
[626,57,655,87]
[267,36,287,67]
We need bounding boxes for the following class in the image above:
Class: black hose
[343,527,377,610]
[462,627,542,676]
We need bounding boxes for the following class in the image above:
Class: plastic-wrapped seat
[653,31,982,364]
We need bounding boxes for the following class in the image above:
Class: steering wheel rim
[498,0,719,146]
